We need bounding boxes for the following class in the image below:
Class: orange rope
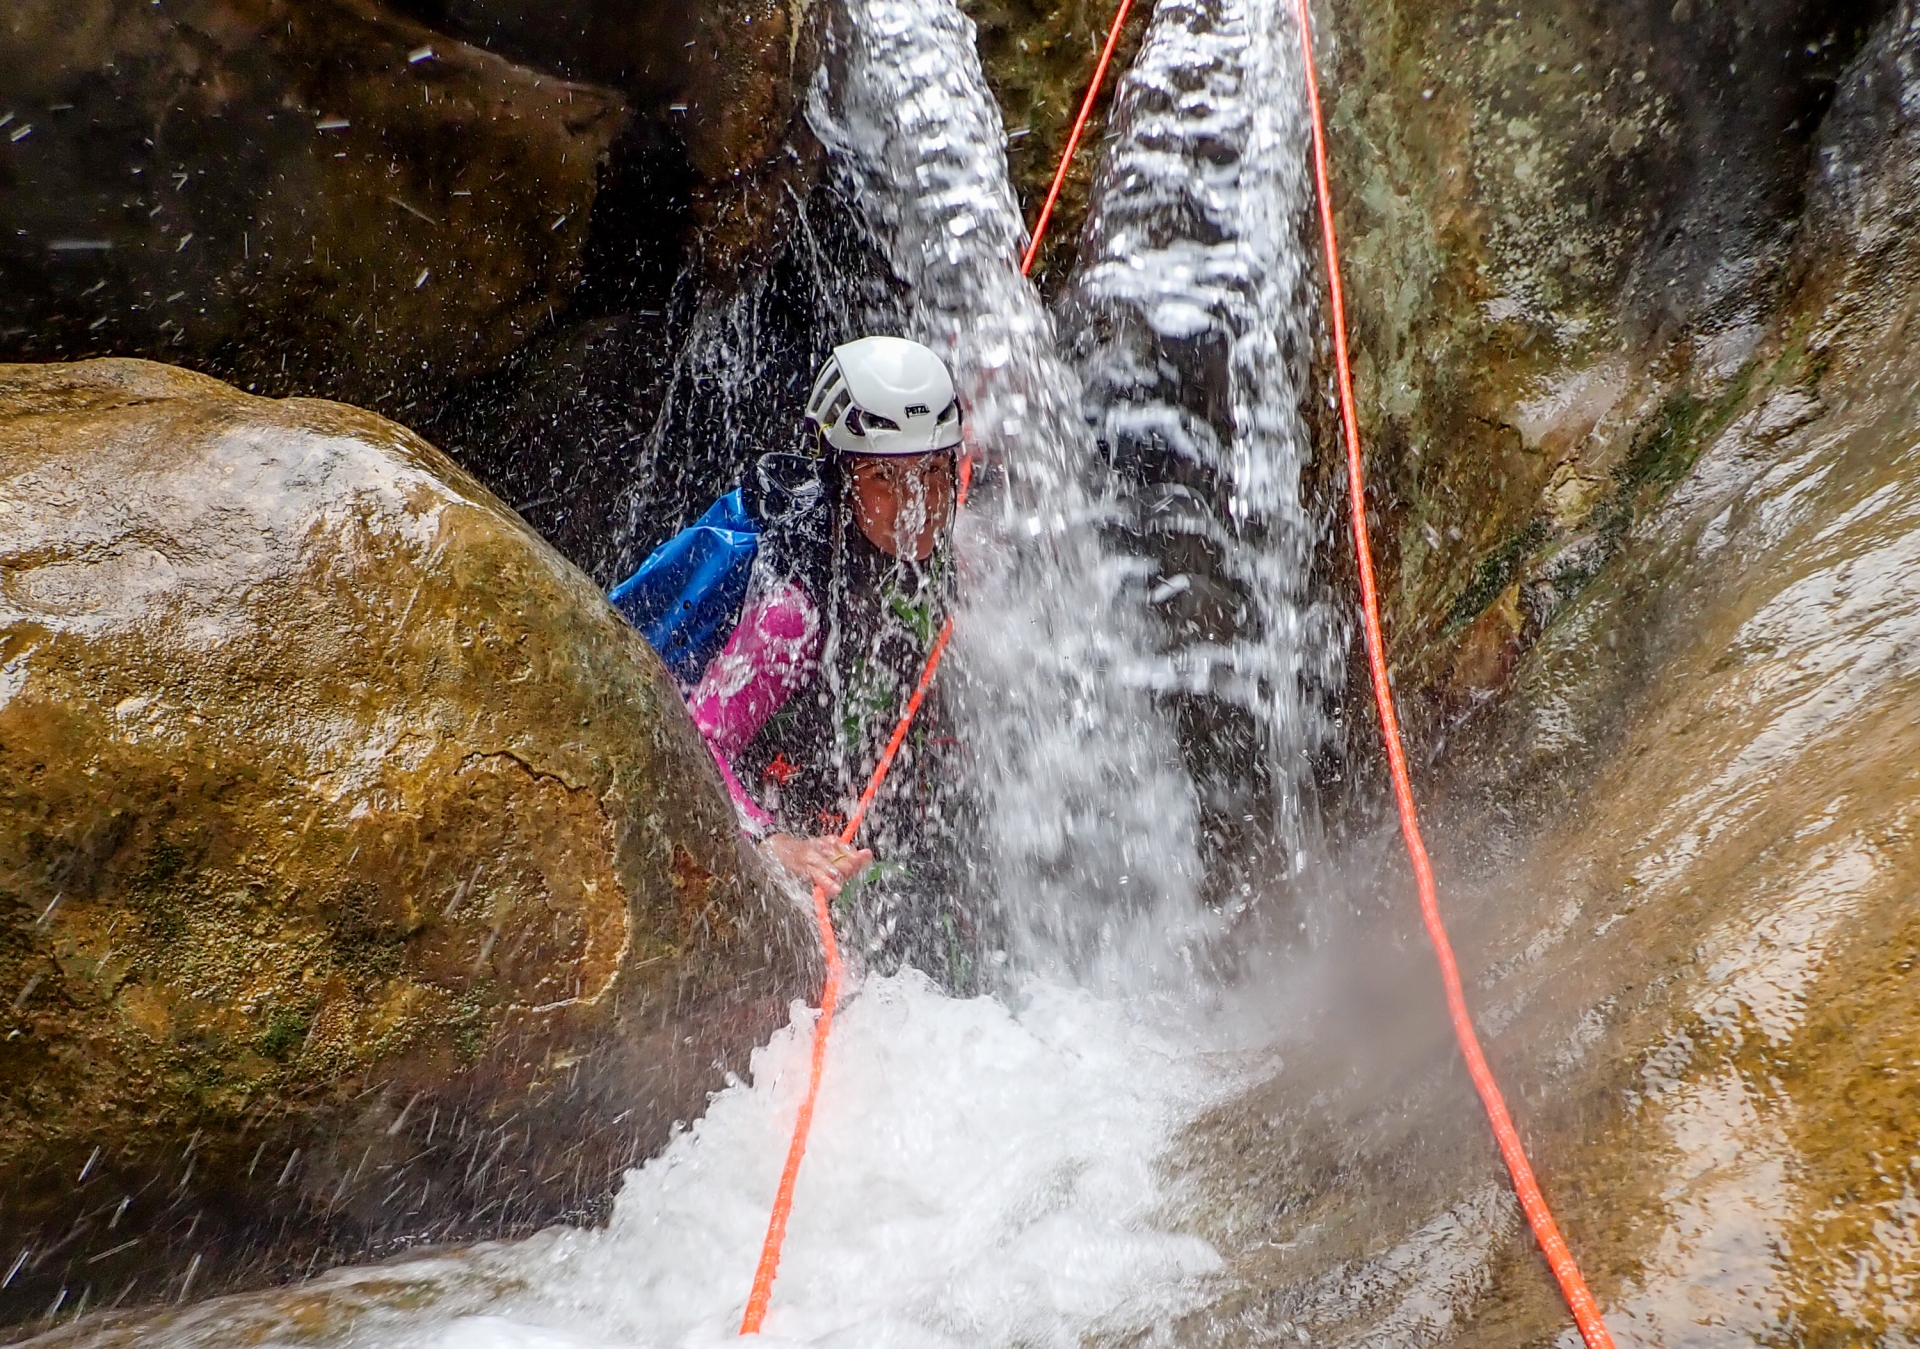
[737,630,956,1331]
[742,0,1143,1321]
[1020,0,1138,276]
[738,465,970,1333]
[737,870,842,1333]
[1289,2,1616,1344]
[739,1,1613,1337]
[738,0,1135,1312]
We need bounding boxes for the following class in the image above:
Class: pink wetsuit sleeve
[686,580,821,834]
[708,743,776,836]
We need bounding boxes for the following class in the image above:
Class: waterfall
[1064,0,1345,893]
[806,0,1214,984]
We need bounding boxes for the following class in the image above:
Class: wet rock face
[0,359,817,1326]
[955,0,1154,291]
[0,0,625,419]
[391,0,826,275]
[1305,0,1894,716]
[979,0,1895,706]
[1167,4,1920,1342]
[0,0,833,594]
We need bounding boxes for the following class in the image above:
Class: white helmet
[805,336,963,457]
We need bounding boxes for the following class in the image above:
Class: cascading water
[1063,0,1344,892]
[29,0,1915,1343]
[805,0,1214,984]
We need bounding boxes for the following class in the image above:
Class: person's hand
[763,833,873,897]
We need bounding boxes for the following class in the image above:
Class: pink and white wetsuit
[684,580,823,836]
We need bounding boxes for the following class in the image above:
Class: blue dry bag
[610,490,760,685]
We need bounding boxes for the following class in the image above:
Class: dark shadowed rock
[390,0,827,275]
[0,0,845,591]
[427,192,886,589]
[0,0,625,418]
[0,359,818,1328]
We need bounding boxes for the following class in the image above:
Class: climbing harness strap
[1290,2,1616,1344]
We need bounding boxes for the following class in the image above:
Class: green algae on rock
[0,359,818,1328]
[1299,0,1890,714]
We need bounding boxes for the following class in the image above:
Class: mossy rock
[956,0,1154,292]
[0,358,817,1327]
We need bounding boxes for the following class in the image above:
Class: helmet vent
[846,407,900,436]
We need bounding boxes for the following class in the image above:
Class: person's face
[846,451,956,561]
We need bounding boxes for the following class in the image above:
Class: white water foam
[184,974,1234,1349]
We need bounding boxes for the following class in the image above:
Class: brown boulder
[0,359,816,1327]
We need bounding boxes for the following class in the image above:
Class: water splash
[68,976,1233,1348]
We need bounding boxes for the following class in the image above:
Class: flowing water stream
[807,0,1213,981]
[1063,0,1342,887]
